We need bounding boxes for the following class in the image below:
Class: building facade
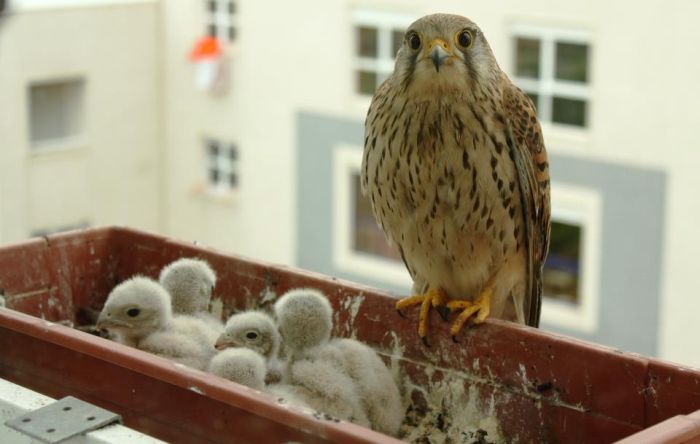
[2,0,700,366]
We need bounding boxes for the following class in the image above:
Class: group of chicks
[96,258,403,436]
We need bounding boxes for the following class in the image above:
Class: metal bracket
[4,396,122,443]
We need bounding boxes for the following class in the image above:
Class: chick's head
[97,276,172,340]
[273,288,333,354]
[159,258,216,314]
[215,311,279,359]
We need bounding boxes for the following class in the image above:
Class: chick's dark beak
[429,42,450,72]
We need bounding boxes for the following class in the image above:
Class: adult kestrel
[361,13,550,343]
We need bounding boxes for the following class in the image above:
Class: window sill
[189,183,239,207]
[28,138,88,160]
[541,122,591,152]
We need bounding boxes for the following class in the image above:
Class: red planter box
[0,227,698,443]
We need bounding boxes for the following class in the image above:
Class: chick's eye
[126,308,140,318]
[245,331,258,340]
[458,30,473,48]
[408,32,421,50]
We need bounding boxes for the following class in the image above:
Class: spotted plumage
[361,14,550,339]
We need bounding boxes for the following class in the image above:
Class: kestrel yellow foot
[447,286,492,342]
[395,287,449,346]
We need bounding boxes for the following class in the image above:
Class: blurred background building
[0,0,698,366]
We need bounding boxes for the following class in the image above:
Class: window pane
[352,174,401,262]
[552,97,587,127]
[29,79,85,144]
[209,169,219,184]
[228,147,238,160]
[208,0,217,13]
[357,26,378,57]
[392,30,404,56]
[228,1,235,14]
[357,70,377,95]
[515,38,540,79]
[525,91,539,112]
[229,174,238,188]
[207,24,217,38]
[228,26,236,41]
[543,221,581,305]
[555,42,588,82]
[208,140,219,157]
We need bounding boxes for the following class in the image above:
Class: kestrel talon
[361,14,551,343]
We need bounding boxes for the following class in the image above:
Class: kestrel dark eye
[245,331,258,340]
[458,30,473,48]
[408,32,421,50]
[126,308,140,317]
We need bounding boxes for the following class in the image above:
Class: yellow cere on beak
[426,38,452,72]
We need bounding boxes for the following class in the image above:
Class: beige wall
[0,1,161,241]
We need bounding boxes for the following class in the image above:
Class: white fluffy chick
[273,289,369,426]
[97,276,218,370]
[208,348,267,390]
[274,288,402,436]
[159,258,222,330]
[214,311,282,383]
[273,288,333,360]
[208,347,368,426]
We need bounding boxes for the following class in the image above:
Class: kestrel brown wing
[502,82,551,327]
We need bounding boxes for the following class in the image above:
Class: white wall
[0,1,161,241]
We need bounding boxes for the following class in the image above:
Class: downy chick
[215,311,282,383]
[159,257,222,330]
[97,276,218,370]
[274,288,402,436]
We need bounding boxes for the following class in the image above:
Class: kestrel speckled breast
[361,13,551,343]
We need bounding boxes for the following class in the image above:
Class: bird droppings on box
[187,385,205,395]
[336,293,365,340]
[379,333,506,443]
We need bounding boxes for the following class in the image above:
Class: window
[332,146,411,288]
[543,221,581,305]
[28,78,85,147]
[352,173,402,262]
[30,222,89,238]
[353,10,415,96]
[540,183,601,333]
[206,0,237,43]
[512,26,590,127]
[206,139,239,192]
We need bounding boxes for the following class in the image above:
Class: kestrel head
[394,14,499,94]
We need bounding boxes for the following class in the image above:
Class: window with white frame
[206,138,239,192]
[540,183,601,333]
[206,0,237,42]
[29,78,85,147]
[512,26,591,128]
[353,11,415,96]
[332,146,411,288]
